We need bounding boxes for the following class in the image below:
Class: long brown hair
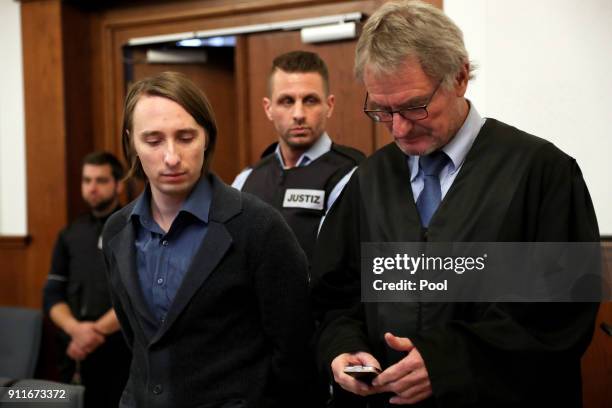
[121,71,217,180]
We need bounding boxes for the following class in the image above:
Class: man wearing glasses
[312,1,599,407]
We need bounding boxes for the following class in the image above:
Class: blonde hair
[355,0,475,88]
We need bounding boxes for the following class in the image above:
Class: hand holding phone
[343,365,381,384]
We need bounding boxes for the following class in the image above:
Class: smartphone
[343,365,381,384]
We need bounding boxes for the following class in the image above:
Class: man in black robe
[312,1,600,407]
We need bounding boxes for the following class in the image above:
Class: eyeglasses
[363,80,443,123]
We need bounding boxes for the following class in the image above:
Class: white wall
[446,0,612,236]
[0,1,27,235]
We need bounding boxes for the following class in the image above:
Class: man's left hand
[372,332,432,405]
[66,340,87,361]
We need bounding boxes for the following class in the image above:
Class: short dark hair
[121,71,217,180]
[82,151,124,181]
[268,50,330,95]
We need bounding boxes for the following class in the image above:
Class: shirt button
[152,384,163,395]
[157,278,164,285]
[161,240,169,246]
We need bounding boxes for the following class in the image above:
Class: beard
[90,196,117,214]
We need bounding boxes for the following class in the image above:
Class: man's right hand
[67,321,105,353]
[331,352,382,397]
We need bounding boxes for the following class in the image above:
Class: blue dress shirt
[407,102,486,202]
[130,176,212,325]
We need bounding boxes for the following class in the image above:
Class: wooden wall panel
[0,250,26,306]
[62,5,95,220]
[234,36,251,174]
[21,0,69,309]
[0,238,29,306]
[98,0,355,28]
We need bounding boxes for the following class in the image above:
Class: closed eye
[140,131,163,146]
[303,96,321,105]
[144,138,161,146]
[178,134,195,142]
[278,97,294,106]
[177,129,198,143]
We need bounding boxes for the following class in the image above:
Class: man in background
[43,151,130,408]
[232,50,365,264]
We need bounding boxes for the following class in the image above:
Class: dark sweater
[103,174,316,408]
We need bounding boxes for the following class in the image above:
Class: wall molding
[0,235,31,249]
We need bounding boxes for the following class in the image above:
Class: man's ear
[116,180,125,196]
[262,97,274,121]
[326,94,336,118]
[454,62,470,97]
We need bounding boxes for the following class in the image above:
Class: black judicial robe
[312,119,599,408]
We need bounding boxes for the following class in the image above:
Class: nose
[390,112,414,139]
[164,141,180,167]
[292,101,305,123]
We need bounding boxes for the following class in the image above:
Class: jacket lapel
[361,143,422,242]
[108,219,159,336]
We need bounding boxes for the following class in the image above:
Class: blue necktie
[416,151,449,227]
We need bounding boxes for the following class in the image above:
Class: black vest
[242,143,364,261]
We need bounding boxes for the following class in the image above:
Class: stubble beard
[90,195,117,214]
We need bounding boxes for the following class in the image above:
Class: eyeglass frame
[363,80,443,123]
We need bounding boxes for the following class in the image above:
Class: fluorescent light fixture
[129,32,196,46]
[176,38,204,47]
[128,13,363,47]
[278,13,361,30]
[176,36,237,47]
[300,22,357,44]
[146,49,207,64]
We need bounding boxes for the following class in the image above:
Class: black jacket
[103,174,315,408]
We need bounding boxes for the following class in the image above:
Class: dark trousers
[58,333,131,408]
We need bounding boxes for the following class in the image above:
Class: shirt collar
[274,132,332,169]
[179,174,212,223]
[130,175,212,228]
[408,101,485,181]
